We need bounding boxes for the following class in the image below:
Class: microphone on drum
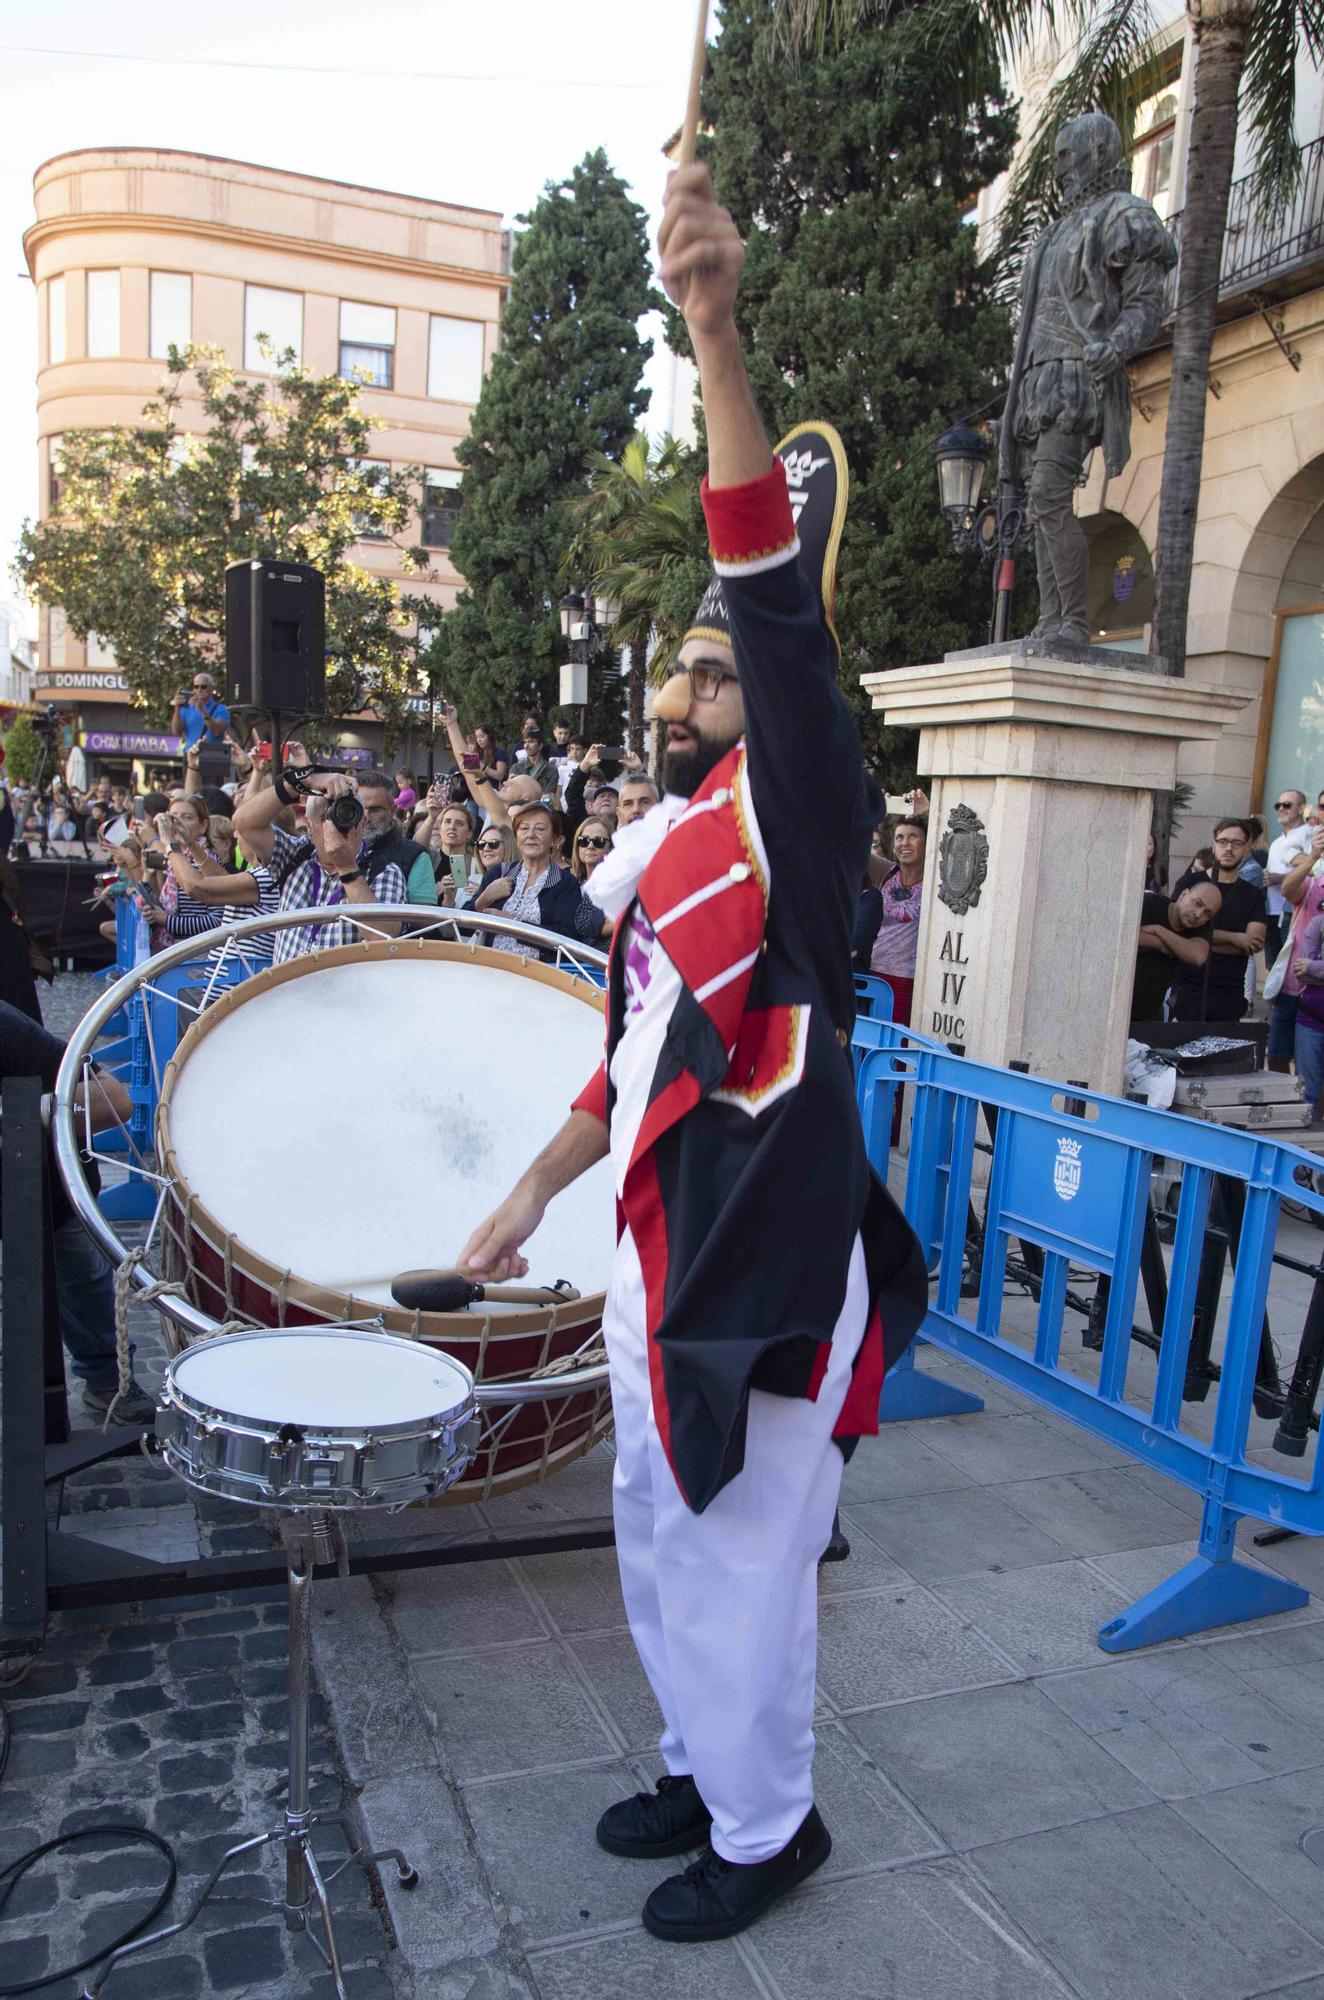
[389,1270,581,1314]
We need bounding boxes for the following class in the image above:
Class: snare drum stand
[82,1512,418,2000]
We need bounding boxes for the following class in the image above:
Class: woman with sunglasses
[570,816,615,941]
[464,823,515,907]
[867,815,927,1024]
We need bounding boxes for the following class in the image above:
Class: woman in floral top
[473,801,584,961]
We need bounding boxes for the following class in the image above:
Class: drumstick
[676,0,710,169]
[391,1271,581,1314]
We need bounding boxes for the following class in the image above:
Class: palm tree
[776,0,1320,685]
[562,432,709,754]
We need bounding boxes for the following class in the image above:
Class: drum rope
[105,1254,256,1429]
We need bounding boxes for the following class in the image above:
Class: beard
[661,729,741,800]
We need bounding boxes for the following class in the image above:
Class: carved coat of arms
[937,804,989,916]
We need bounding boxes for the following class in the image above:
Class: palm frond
[1241,0,1307,220]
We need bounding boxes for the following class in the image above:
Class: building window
[1129,56,1182,222]
[47,434,64,514]
[86,270,121,358]
[339,301,395,390]
[422,468,463,549]
[47,277,66,366]
[87,633,116,669]
[150,272,192,359]
[427,316,485,403]
[352,459,391,541]
[47,607,67,670]
[244,284,303,371]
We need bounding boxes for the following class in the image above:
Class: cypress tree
[433,150,658,728]
[687,1,1018,785]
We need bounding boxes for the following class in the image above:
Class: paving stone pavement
[11,967,1324,1998]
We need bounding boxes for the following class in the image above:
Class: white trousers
[603,1224,867,1864]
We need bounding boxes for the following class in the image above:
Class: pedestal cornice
[862,652,1251,743]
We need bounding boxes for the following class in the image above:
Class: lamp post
[933,422,1028,646]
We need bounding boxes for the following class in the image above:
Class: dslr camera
[327,792,364,835]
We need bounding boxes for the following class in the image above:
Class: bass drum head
[157,941,616,1502]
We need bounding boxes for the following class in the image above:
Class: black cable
[0,1822,177,1996]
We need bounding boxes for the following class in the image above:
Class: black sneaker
[596,1775,712,1859]
[642,1806,831,1942]
[81,1379,157,1428]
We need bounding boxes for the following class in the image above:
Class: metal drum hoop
[51,905,612,1411]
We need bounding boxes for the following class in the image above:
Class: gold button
[729,862,751,884]
[836,1027,850,1048]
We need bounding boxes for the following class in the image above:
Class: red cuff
[700,465,797,572]
[573,1062,608,1125]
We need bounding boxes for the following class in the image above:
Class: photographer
[562,744,640,841]
[233,748,405,962]
[170,671,230,752]
[353,770,437,906]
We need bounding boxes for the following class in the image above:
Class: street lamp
[559,591,591,715]
[934,420,1028,646]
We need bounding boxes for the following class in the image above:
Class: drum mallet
[389,1271,581,1313]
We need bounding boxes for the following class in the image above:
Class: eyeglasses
[477,836,504,849]
[1275,801,1297,811]
[683,662,739,702]
[578,836,610,850]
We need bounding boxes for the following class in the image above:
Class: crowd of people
[1131,788,1324,1114]
[29,706,673,984]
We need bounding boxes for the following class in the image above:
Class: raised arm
[438,701,509,828]
[659,165,770,492]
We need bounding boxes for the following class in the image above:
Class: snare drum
[155,1328,478,1509]
[157,940,615,1500]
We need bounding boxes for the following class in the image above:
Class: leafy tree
[2,713,42,786]
[426,149,658,731]
[15,346,428,730]
[562,431,710,751]
[777,0,1324,688]
[677,0,1018,786]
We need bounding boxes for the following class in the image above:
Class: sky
[0,0,712,632]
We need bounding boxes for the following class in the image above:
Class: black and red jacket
[574,463,927,1514]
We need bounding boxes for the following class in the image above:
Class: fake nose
[651,673,693,725]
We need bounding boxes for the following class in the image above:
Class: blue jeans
[54,1215,121,1389]
[1269,991,1300,1061]
[1295,1021,1324,1119]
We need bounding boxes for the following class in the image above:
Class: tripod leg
[80,1830,279,1998]
[306,1810,419,1888]
[304,1838,349,1999]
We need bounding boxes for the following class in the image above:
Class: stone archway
[1227,452,1324,665]
[1081,510,1156,650]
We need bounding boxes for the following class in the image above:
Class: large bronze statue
[1005,112,1177,648]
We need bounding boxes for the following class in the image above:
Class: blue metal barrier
[855,1015,1324,1651]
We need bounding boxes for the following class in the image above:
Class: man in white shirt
[1267,789,1313,969]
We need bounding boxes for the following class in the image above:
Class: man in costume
[460,163,926,1944]
[1007,111,1176,646]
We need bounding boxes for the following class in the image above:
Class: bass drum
[156,938,615,1501]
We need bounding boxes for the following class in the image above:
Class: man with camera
[233,750,405,962]
[170,671,230,753]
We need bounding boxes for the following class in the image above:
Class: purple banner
[316,748,374,768]
[83,730,182,756]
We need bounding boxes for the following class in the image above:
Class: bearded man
[460,164,926,1944]
[1008,111,1176,646]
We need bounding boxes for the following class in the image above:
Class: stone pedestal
[862,642,1252,1095]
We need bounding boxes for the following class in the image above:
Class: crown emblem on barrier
[1053,1135,1083,1202]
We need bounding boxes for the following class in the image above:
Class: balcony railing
[1162,132,1324,317]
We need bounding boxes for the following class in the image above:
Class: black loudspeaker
[224,560,325,712]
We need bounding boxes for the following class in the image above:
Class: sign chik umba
[861,642,1251,1097]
